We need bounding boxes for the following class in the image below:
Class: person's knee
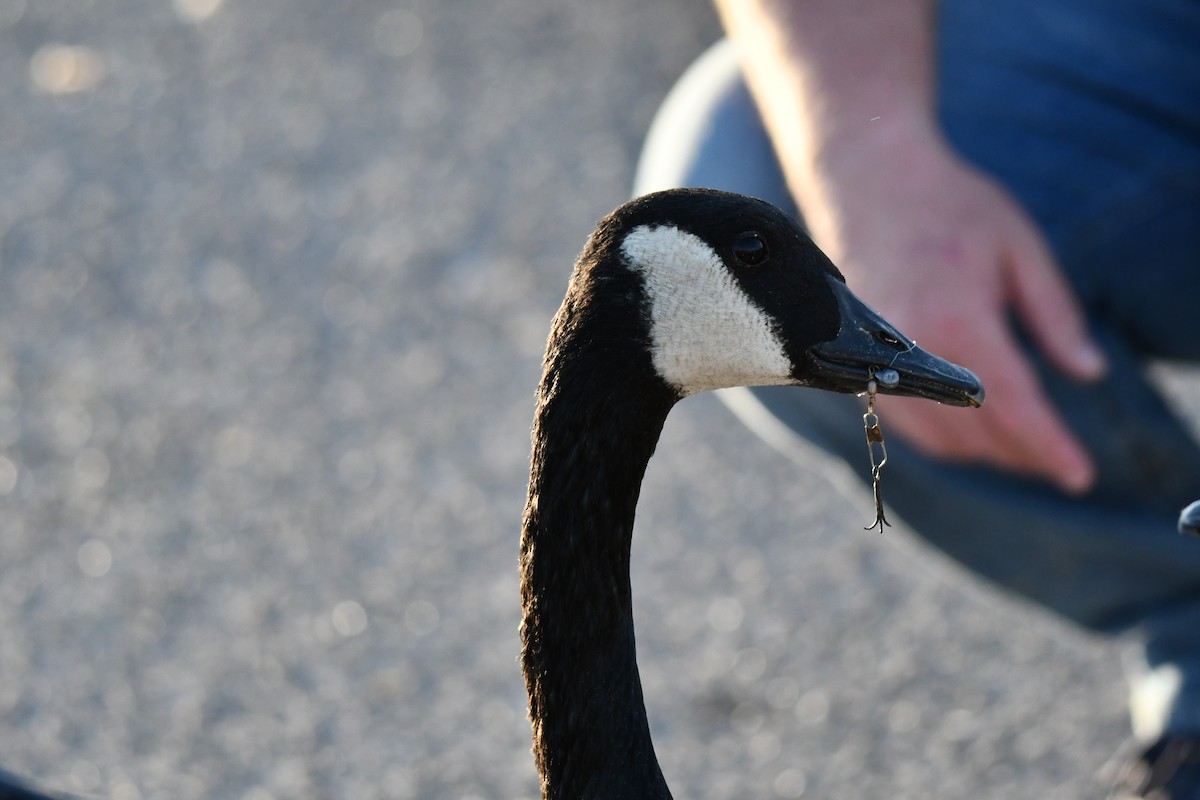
[634,39,793,211]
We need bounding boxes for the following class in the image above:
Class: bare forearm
[713,0,937,211]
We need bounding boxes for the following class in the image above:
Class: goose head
[578,188,984,405]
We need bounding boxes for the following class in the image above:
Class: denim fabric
[634,0,1200,739]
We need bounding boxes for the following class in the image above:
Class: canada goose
[519,188,983,798]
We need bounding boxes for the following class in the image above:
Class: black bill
[804,274,985,408]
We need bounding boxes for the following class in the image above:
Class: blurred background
[1,0,1176,797]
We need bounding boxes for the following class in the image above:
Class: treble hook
[863,373,891,533]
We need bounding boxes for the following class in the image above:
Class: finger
[890,316,1097,493]
[1004,220,1107,382]
[977,331,1096,493]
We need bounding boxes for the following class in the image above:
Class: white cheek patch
[621,224,794,396]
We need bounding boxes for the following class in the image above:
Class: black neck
[520,294,678,799]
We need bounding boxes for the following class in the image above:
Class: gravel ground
[2,1,1197,799]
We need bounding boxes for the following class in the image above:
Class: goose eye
[732,233,768,267]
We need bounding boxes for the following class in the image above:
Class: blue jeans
[635,0,1200,740]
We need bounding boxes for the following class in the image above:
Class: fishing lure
[863,368,899,533]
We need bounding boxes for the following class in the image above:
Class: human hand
[796,123,1106,493]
